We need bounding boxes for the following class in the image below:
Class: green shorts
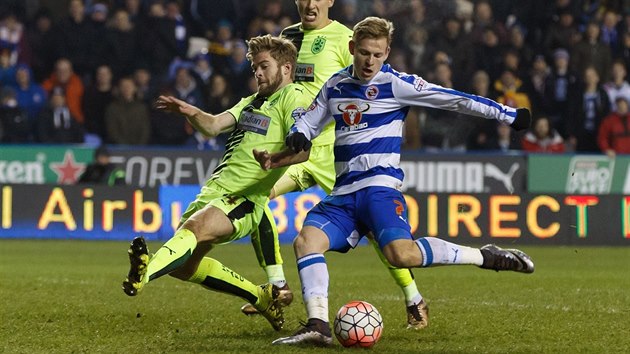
[180,181,266,244]
[285,144,335,194]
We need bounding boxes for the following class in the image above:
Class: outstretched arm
[393,78,532,130]
[155,95,235,137]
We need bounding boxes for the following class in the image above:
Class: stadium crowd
[1,0,630,155]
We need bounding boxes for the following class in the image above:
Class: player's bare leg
[273,226,333,346]
[381,238,534,273]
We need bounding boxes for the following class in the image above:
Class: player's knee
[293,233,309,256]
[382,242,415,268]
[293,230,328,256]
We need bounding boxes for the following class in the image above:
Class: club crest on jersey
[365,85,379,100]
[338,102,370,131]
[311,36,326,54]
[291,107,307,120]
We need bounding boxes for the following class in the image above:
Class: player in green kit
[121,35,313,331]
[242,0,429,330]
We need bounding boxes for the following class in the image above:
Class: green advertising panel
[0,145,94,184]
[529,154,630,194]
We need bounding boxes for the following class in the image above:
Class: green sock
[146,228,197,282]
[187,257,260,304]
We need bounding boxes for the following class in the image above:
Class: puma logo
[485,163,519,194]
[163,246,175,255]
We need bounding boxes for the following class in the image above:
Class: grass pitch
[1,240,629,353]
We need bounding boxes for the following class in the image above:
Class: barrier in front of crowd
[1,145,628,245]
[1,183,628,245]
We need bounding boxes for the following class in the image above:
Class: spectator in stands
[502,48,526,79]
[12,64,46,124]
[0,46,17,86]
[105,8,139,78]
[205,74,233,115]
[423,62,465,150]
[139,0,187,80]
[619,31,630,72]
[432,16,475,88]
[571,21,612,83]
[600,9,621,56]
[78,145,126,186]
[543,7,580,55]
[603,60,630,111]
[545,48,577,136]
[186,0,237,38]
[52,0,98,77]
[88,3,110,71]
[521,115,566,153]
[82,64,114,142]
[484,121,522,152]
[24,8,55,82]
[36,87,84,143]
[474,26,504,80]
[598,97,630,157]
[121,0,144,25]
[223,40,251,98]
[0,86,31,142]
[405,26,429,73]
[338,0,362,28]
[133,66,156,104]
[105,77,150,145]
[469,0,508,45]
[507,24,534,68]
[42,58,85,125]
[171,64,204,110]
[494,68,532,111]
[567,66,611,152]
[0,11,26,66]
[189,51,213,105]
[467,70,499,150]
[524,54,553,115]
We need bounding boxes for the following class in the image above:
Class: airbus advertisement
[1,184,628,245]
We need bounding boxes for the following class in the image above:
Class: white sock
[297,253,329,322]
[265,264,286,288]
[415,237,483,267]
[403,283,423,306]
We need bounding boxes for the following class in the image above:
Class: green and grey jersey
[207,83,312,206]
[281,20,353,146]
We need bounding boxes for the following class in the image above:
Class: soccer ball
[333,300,383,348]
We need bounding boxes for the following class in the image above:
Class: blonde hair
[352,16,394,45]
[246,34,297,79]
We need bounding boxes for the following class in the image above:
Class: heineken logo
[311,36,326,54]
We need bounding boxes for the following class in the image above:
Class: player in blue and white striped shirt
[255,17,535,346]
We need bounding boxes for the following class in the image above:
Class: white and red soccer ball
[333,300,383,348]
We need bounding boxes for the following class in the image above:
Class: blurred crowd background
[2,0,630,157]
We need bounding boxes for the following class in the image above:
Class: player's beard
[258,66,283,97]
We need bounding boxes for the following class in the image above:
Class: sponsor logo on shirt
[338,102,370,132]
[237,111,271,135]
[295,63,315,82]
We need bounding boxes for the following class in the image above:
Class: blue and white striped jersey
[292,64,518,196]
